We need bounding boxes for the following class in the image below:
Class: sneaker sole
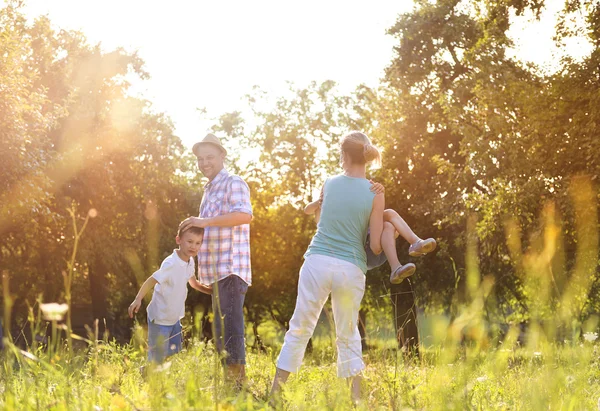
[390,264,416,284]
[409,240,437,257]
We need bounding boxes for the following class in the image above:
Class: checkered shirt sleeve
[228,177,252,215]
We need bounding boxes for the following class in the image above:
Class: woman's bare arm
[368,193,385,254]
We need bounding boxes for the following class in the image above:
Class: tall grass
[2,336,600,409]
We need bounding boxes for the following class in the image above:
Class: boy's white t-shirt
[147,250,195,326]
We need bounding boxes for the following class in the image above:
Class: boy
[128,225,212,363]
[305,182,436,284]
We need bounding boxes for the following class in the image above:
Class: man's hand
[180,216,211,232]
[369,180,385,195]
[128,299,142,318]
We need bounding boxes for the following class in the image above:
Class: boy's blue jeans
[147,318,182,363]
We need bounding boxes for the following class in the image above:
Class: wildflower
[19,349,38,362]
[40,303,69,321]
[154,361,172,373]
[533,351,542,357]
[584,332,598,343]
[476,376,488,383]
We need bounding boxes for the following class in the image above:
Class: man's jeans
[212,275,248,365]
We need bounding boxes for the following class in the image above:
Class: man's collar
[205,168,229,188]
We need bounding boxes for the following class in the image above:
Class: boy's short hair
[177,224,204,238]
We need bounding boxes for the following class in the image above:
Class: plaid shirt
[198,168,252,285]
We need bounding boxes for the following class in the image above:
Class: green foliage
[0,3,200,339]
[358,0,600,326]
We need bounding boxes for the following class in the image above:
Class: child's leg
[382,222,416,284]
[148,319,172,363]
[383,209,420,244]
[384,209,437,256]
[167,320,183,358]
[381,222,401,271]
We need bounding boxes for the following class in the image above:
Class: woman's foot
[349,375,362,406]
[269,368,290,408]
[389,263,416,284]
[408,238,437,257]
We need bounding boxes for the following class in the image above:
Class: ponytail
[363,143,382,167]
[341,131,382,167]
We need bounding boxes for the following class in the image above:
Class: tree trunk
[89,254,109,339]
[251,320,267,352]
[391,278,419,356]
[41,246,58,303]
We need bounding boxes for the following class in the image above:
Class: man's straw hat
[192,133,227,156]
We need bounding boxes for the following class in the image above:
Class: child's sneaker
[408,238,437,257]
[390,263,416,284]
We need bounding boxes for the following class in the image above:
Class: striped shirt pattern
[198,168,253,285]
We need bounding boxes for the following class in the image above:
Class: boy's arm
[128,276,158,318]
[188,278,212,295]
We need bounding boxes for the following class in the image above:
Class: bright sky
[20,0,408,149]
[19,0,592,150]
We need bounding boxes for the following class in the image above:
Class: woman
[270,131,384,404]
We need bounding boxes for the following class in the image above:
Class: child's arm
[188,278,212,295]
[369,180,385,195]
[304,200,321,215]
[305,185,324,224]
[305,200,322,224]
[128,276,158,318]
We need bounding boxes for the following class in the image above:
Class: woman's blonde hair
[340,131,382,168]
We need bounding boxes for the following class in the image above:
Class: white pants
[277,254,366,378]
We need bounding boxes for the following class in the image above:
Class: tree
[0,3,201,341]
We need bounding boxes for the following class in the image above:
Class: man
[180,133,252,386]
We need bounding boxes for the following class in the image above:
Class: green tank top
[304,175,375,273]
